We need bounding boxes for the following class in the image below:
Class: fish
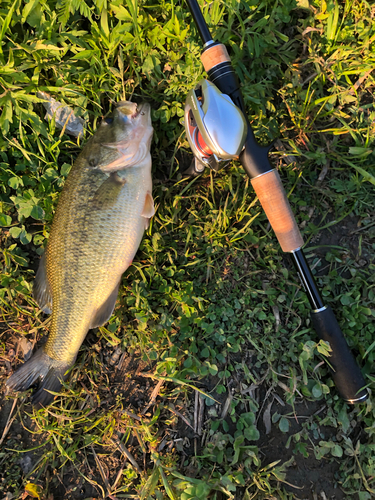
[6,101,154,406]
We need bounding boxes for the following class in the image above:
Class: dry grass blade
[348,68,374,95]
[111,436,142,474]
[263,400,273,435]
[0,397,19,446]
[194,390,198,434]
[91,445,111,497]
[111,458,128,492]
[119,409,142,421]
[197,394,205,437]
[220,391,232,419]
[139,373,219,403]
[167,404,194,430]
[141,379,164,415]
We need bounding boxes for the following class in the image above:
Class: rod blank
[186,0,212,44]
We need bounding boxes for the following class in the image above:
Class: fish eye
[104,117,113,124]
[141,112,145,116]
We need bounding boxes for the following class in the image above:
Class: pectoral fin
[141,191,155,218]
[33,253,52,314]
[92,173,126,210]
[89,281,120,329]
[141,191,155,229]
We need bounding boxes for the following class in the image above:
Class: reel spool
[184,80,247,174]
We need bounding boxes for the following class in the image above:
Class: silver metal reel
[184,79,248,173]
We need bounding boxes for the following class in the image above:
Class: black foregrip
[239,130,272,178]
[311,306,368,403]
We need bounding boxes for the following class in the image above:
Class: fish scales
[46,166,148,360]
[6,101,154,405]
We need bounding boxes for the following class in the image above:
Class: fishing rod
[184,0,368,404]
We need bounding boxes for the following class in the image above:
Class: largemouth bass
[7,101,154,405]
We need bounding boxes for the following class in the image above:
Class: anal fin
[33,253,52,314]
[89,281,120,329]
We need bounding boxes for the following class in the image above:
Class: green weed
[1,0,375,499]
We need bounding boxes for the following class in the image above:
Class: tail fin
[6,347,72,406]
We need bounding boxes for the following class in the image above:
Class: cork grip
[201,44,230,72]
[251,170,304,252]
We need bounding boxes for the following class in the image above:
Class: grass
[0,0,375,498]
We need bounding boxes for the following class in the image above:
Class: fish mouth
[134,103,150,119]
[116,101,150,120]
[131,104,141,119]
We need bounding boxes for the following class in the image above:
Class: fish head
[112,101,153,149]
[86,101,153,172]
[100,101,152,142]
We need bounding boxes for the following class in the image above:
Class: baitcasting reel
[184,79,248,174]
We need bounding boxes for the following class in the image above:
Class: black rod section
[291,248,324,310]
[311,306,368,403]
[186,0,213,45]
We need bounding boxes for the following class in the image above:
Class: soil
[0,211,373,500]
[309,213,373,277]
[257,398,345,500]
